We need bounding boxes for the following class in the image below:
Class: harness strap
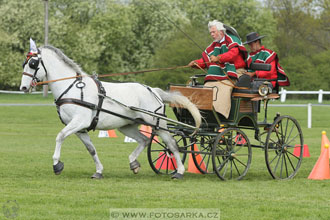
[55,98,149,126]
[55,73,81,102]
[54,73,106,131]
[143,85,165,116]
[87,75,106,131]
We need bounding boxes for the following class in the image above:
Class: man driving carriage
[188,20,247,118]
[244,32,290,88]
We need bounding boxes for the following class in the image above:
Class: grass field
[1,93,330,219]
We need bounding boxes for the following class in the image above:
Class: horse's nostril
[21,86,27,91]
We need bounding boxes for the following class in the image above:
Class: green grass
[1,94,330,219]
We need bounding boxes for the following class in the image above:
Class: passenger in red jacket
[244,32,289,88]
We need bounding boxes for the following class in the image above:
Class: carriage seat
[233,74,278,96]
[232,63,280,100]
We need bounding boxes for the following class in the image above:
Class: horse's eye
[29,58,40,69]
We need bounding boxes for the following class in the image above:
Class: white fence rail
[268,103,330,128]
[279,88,330,103]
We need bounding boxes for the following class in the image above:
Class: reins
[35,64,191,86]
[35,62,249,90]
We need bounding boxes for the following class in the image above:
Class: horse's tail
[154,88,201,130]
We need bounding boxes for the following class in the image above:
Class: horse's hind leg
[156,130,185,179]
[118,124,150,174]
[76,132,104,179]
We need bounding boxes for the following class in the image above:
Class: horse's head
[20,39,47,92]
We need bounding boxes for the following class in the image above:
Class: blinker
[29,57,40,69]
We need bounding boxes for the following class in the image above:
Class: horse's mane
[41,45,87,75]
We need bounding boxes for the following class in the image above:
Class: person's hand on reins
[210,55,221,63]
[188,60,197,67]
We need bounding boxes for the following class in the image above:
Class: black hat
[243,32,265,44]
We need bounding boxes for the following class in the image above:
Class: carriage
[20,40,303,180]
[147,64,304,180]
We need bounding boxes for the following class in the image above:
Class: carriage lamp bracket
[262,99,269,124]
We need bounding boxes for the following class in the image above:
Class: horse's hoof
[53,161,64,175]
[130,160,141,174]
[91,173,103,179]
[171,173,183,180]
[132,167,140,174]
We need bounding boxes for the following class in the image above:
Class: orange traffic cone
[293,144,310,157]
[140,125,159,143]
[235,134,247,145]
[187,144,207,174]
[308,144,330,180]
[107,130,117,137]
[155,152,177,170]
[321,131,330,157]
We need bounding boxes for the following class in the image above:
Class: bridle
[22,52,48,87]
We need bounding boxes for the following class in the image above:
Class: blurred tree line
[0,0,329,91]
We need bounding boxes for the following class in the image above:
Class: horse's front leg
[52,118,89,175]
[75,132,104,179]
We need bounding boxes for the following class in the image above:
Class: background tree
[0,0,44,89]
[266,0,330,92]
[0,0,328,92]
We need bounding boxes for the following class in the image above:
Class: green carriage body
[148,76,304,180]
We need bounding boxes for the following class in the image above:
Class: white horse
[20,43,201,179]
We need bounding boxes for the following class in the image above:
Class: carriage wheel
[212,128,252,180]
[265,115,303,179]
[190,135,215,174]
[147,133,187,175]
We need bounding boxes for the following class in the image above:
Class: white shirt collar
[216,36,225,43]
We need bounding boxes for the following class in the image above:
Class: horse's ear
[29,38,38,54]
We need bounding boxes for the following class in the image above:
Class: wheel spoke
[222,160,229,177]
[265,116,303,179]
[233,160,241,176]
[152,152,166,164]
[199,152,208,167]
[269,152,280,165]
[273,152,282,173]
[148,133,187,175]
[286,150,300,160]
[157,154,167,173]
[205,153,211,172]
[285,151,296,171]
[282,118,288,143]
[191,135,214,174]
[230,160,233,179]
[283,151,289,178]
[218,156,230,171]
[233,157,248,168]
[286,133,299,146]
[150,149,167,153]
[213,128,251,180]
[284,122,294,143]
